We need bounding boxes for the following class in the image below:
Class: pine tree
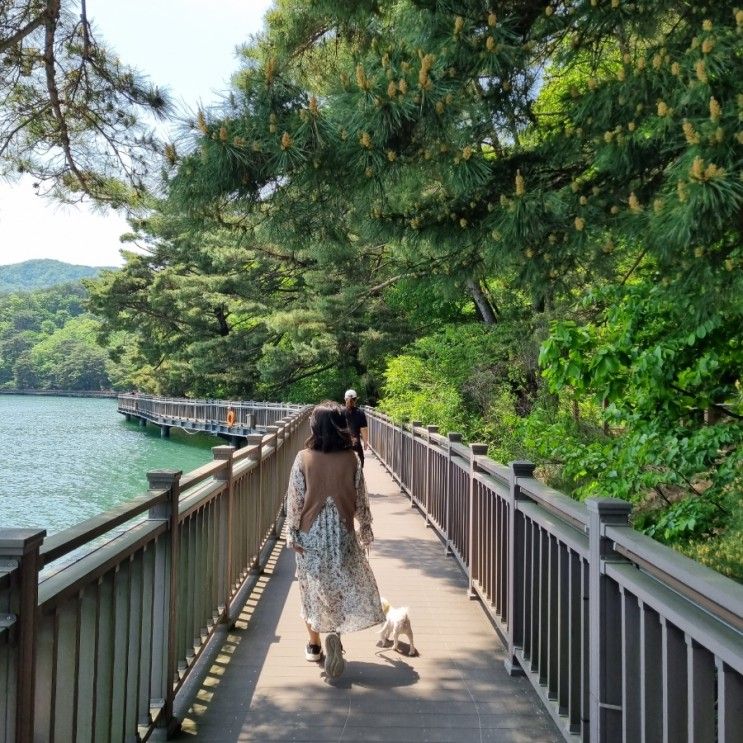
[0,0,170,202]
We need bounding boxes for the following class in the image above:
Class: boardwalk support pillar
[587,497,632,743]
[160,425,170,439]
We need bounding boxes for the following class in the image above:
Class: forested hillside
[0,260,107,294]
[0,281,133,392]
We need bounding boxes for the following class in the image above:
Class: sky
[0,0,274,267]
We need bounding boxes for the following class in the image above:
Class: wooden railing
[366,410,743,743]
[0,406,309,742]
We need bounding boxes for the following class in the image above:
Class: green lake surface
[0,395,217,534]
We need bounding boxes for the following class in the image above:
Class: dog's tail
[380,596,390,614]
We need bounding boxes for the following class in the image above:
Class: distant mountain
[0,259,114,293]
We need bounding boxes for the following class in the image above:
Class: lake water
[0,395,217,534]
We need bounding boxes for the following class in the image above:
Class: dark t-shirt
[345,407,368,440]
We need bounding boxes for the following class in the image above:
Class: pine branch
[0,8,47,54]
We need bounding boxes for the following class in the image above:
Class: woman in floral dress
[286,401,385,679]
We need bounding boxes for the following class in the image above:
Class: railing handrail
[117,392,303,410]
[374,409,743,631]
[39,490,169,565]
[379,416,592,532]
[606,524,743,634]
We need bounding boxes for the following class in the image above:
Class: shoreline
[0,389,119,399]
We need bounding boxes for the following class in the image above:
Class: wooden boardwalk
[176,453,561,743]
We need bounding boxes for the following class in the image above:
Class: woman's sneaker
[324,632,345,679]
[305,643,322,662]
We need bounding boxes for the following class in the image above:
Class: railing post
[275,421,288,523]
[212,446,235,623]
[146,469,182,735]
[424,426,439,526]
[401,419,408,487]
[264,426,280,538]
[410,421,421,507]
[587,497,632,743]
[505,461,535,676]
[468,443,488,599]
[246,434,264,573]
[445,433,462,555]
[0,528,46,743]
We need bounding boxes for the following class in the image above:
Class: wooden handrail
[40,490,168,565]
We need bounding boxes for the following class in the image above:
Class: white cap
[344,389,358,399]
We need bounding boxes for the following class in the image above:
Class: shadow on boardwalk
[174,455,561,743]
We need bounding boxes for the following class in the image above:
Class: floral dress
[286,450,385,634]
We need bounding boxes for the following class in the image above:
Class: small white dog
[379,597,417,656]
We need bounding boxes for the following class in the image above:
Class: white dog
[379,597,416,656]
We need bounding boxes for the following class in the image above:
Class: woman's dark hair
[305,401,353,452]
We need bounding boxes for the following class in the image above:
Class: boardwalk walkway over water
[177,454,560,742]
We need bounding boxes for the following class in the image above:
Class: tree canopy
[1,0,170,202]
[80,0,743,577]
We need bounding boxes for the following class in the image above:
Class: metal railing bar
[40,492,168,566]
[518,502,589,558]
[449,442,472,461]
[606,527,743,633]
[231,457,259,478]
[428,431,450,449]
[232,444,260,464]
[605,562,743,674]
[517,477,589,530]
[38,521,167,611]
[177,481,226,523]
[260,445,277,461]
[473,456,511,486]
[179,461,225,492]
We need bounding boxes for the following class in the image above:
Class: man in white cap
[344,389,368,467]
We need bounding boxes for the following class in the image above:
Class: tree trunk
[466,278,497,324]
